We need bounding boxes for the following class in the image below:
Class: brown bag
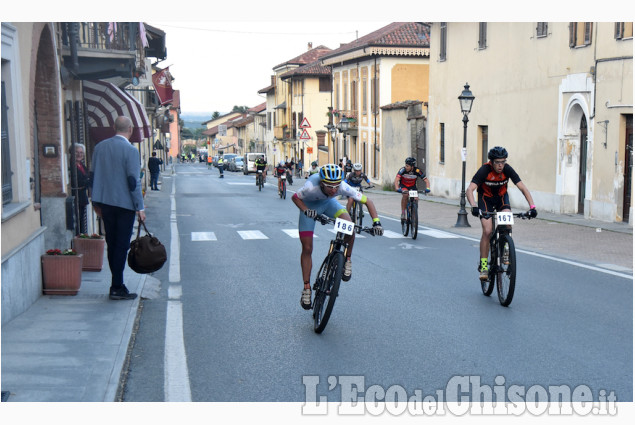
[127,220,167,274]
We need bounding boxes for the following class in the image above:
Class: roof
[320,22,430,64]
[257,83,275,94]
[280,60,332,81]
[273,45,332,70]
[248,102,266,113]
[381,100,423,110]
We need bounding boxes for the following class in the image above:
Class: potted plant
[41,248,83,295]
[72,233,105,271]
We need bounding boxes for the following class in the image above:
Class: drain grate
[1,391,9,402]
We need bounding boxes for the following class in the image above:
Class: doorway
[624,115,633,222]
[578,116,588,214]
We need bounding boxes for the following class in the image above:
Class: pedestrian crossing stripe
[191,232,217,241]
[326,229,366,238]
[419,229,458,238]
[382,230,405,238]
[282,229,318,238]
[237,230,268,240]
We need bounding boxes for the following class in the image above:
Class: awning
[274,101,287,110]
[83,80,151,143]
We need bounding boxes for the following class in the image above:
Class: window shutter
[569,22,576,47]
[1,81,13,205]
[440,22,447,60]
[615,22,623,39]
[584,22,593,45]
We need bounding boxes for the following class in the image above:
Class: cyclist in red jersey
[394,157,430,223]
[466,146,538,280]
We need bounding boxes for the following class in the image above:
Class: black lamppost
[326,123,337,164]
[338,117,350,162]
[455,83,475,227]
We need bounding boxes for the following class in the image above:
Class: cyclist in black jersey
[254,156,267,183]
[344,163,372,214]
[466,146,538,280]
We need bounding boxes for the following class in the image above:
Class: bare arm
[466,182,478,207]
[291,193,308,213]
[516,181,535,208]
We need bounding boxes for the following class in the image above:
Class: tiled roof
[273,45,332,70]
[248,102,266,113]
[280,60,332,80]
[320,22,430,61]
[257,84,275,94]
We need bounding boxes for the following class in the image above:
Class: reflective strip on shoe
[342,260,352,282]
[301,288,312,310]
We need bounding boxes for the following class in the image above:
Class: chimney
[271,75,275,85]
[308,42,313,50]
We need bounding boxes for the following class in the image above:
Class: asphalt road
[123,163,633,405]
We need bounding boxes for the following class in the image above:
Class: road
[122,163,633,407]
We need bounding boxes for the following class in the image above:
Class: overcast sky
[151,21,391,116]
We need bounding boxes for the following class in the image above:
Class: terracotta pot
[72,237,105,271]
[41,254,83,295]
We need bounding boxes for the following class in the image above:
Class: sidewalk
[1,184,632,402]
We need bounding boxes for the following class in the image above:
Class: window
[267,112,272,130]
[439,123,445,164]
[371,69,379,115]
[536,22,548,38]
[317,132,325,147]
[569,22,593,47]
[440,22,447,61]
[479,125,489,165]
[319,76,332,92]
[350,80,357,114]
[478,22,487,49]
[615,22,633,39]
[343,79,348,111]
[1,80,12,204]
[362,72,367,115]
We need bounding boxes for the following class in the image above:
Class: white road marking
[191,232,217,241]
[382,229,406,238]
[169,186,180,283]
[327,229,366,238]
[168,285,182,300]
[282,229,318,238]
[418,229,459,238]
[237,230,269,240]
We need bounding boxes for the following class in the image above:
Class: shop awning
[83,80,151,143]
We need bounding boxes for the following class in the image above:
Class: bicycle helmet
[311,161,318,167]
[405,157,416,166]
[352,162,363,171]
[279,161,285,166]
[319,164,343,184]
[488,146,508,161]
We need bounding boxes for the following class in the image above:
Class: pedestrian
[90,116,145,300]
[297,159,303,178]
[71,143,90,234]
[148,151,163,190]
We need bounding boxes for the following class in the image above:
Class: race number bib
[409,190,419,198]
[281,174,286,180]
[496,212,514,225]
[334,218,354,235]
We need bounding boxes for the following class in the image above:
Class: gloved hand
[471,206,480,217]
[372,221,384,236]
[396,188,402,193]
[317,214,330,225]
[304,209,317,219]
[529,208,538,218]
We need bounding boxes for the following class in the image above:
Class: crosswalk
[191,227,458,241]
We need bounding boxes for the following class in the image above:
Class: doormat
[1,391,9,402]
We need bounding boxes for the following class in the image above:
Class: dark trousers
[150,172,159,189]
[99,203,136,291]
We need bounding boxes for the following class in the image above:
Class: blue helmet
[319,164,343,184]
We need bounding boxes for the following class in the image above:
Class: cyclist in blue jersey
[344,162,372,214]
[292,164,384,309]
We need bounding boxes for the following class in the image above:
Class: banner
[152,67,174,105]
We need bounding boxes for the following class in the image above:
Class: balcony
[274,126,291,140]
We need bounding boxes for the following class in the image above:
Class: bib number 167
[334,218,354,235]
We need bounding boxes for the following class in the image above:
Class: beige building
[427,22,633,223]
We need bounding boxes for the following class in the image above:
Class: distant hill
[181,113,213,130]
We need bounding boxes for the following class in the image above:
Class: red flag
[152,67,174,105]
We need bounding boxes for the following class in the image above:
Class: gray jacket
[90,135,144,211]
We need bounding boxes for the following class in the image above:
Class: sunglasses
[493,160,507,165]
[322,183,340,190]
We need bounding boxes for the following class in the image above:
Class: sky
[151,21,391,116]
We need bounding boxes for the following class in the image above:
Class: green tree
[212,111,221,120]
[231,105,249,113]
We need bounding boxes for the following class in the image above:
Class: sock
[480,258,488,269]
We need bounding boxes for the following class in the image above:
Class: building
[427,22,633,223]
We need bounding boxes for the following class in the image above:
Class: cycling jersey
[295,173,365,203]
[255,159,267,170]
[396,167,425,189]
[274,165,287,176]
[345,172,370,187]
[471,163,521,198]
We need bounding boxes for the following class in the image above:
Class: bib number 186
[334,218,354,235]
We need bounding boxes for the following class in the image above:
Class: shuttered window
[615,22,633,39]
[536,22,548,38]
[478,22,487,49]
[440,22,447,61]
[2,81,13,205]
[569,22,593,47]
[439,123,445,164]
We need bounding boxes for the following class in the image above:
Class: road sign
[307,147,313,154]
[299,129,311,140]
[299,117,311,128]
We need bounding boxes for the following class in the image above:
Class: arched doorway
[578,116,588,214]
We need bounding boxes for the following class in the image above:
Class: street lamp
[337,117,350,162]
[326,123,337,164]
[455,83,475,228]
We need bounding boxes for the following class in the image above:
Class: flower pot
[41,254,83,295]
[72,237,105,271]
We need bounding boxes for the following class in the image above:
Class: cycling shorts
[399,183,417,192]
[478,194,511,219]
[298,198,348,238]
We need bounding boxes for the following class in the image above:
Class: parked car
[212,155,219,167]
[221,153,237,170]
[233,157,245,172]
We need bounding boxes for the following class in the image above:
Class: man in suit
[148,151,163,190]
[91,116,146,300]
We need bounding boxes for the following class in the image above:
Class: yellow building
[428,22,633,223]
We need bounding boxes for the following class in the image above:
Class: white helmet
[279,161,285,166]
[352,163,362,171]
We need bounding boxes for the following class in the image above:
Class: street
[122,163,633,404]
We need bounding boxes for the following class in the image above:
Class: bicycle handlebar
[480,211,533,220]
[314,214,375,235]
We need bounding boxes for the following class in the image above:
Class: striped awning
[83,80,151,143]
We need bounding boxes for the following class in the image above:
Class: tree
[212,111,221,120]
[231,105,249,113]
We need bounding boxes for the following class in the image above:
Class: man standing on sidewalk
[148,151,163,190]
[91,116,146,300]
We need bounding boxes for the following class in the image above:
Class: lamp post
[326,123,337,164]
[455,83,475,228]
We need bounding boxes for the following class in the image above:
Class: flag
[152,67,174,105]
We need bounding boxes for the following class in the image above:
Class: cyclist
[274,160,287,193]
[344,163,372,214]
[344,159,353,174]
[466,146,538,281]
[308,161,319,176]
[254,155,267,184]
[292,164,384,310]
[394,157,430,224]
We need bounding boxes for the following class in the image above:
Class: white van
[243,152,266,175]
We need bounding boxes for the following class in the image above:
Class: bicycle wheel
[481,240,495,296]
[282,180,286,199]
[410,202,418,240]
[313,251,344,333]
[402,201,409,237]
[258,175,262,191]
[496,234,516,306]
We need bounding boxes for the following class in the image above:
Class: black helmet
[488,146,508,161]
[311,161,318,166]
[405,157,416,166]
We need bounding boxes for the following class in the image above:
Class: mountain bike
[278,174,287,199]
[256,170,264,191]
[349,185,373,234]
[400,189,420,239]
[479,210,533,307]
[311,214,375,333]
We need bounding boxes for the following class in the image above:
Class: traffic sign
[299,117,311,128]
[307,147,313,154]
[299,129,311,140]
